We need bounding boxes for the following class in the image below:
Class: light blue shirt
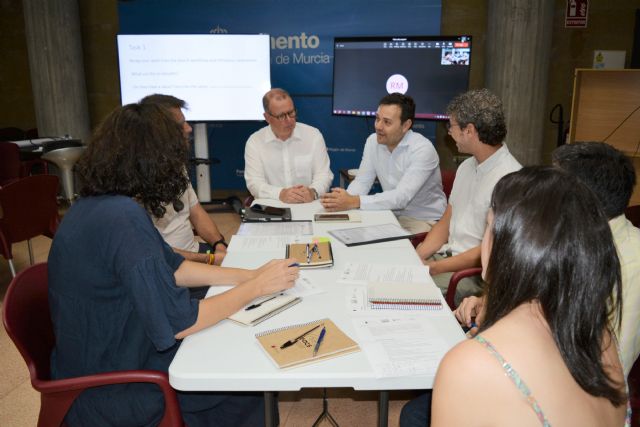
[347,130,446,221]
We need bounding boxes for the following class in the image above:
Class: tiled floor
[0,210,416,426]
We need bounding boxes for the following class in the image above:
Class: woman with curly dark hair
[432,166,630,426]
[48,103,299,426]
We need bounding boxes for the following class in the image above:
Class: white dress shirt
[609,214,640,376]
[153,183,200,252]
[446,144,522,255]
[346,130,446,221]
[244,122,333,199]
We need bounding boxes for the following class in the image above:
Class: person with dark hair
[320,93,446,234]
[416,88,521,302]
[139,94,228,269]
[244,88,333,203]
[551,141,640,375]
[433,166,631,426]
[48,103,299,426]
[457,142,640,377]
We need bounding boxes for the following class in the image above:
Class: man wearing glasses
[244,88,333,203]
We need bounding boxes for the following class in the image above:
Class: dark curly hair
[446,88,506,146]
[76,103,189,218]
[482,166,625,406]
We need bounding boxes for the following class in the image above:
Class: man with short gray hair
[244,88,333,203]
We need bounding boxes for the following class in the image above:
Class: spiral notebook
[255,318,360,369]
[285,241,334,269]
[367,282,443,311]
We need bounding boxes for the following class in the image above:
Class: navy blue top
[48,195,199,426]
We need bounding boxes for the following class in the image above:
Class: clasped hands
[279,185,316,203]
[319,187,360,211]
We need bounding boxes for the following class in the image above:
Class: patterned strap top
[473,334,632,427]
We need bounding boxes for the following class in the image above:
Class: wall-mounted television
[332,35,471,120]
[117,34,271,121]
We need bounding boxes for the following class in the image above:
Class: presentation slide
[117,34,271,121]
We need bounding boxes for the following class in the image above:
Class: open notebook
[255,318,360,369]
[367,282,443,310]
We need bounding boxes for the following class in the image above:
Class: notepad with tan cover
[255,318,360,369]
[285,241,334,269]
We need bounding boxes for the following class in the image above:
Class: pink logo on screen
[386,74,408,94]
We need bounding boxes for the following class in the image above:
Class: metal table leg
[378,390,389,427]
[264,391,277,427]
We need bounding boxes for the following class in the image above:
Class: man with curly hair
[140,94,228,268]
[415,89,521,305]
[401,89,521,427]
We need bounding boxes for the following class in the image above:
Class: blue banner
[118,0,442,189]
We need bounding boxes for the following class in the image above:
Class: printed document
[237,221,313,236]
[352,315,449,378]
[338,262,432,285]
[227,235,303,252]
[286,273,325,298]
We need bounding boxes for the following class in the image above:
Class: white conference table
[169,199,465,426]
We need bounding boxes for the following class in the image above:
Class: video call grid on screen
[332,36,471,120]
[117,34,271,121]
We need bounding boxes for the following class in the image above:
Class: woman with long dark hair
[432,166,630,426]
[48,103,299,426]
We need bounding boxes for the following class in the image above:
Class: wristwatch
[212,239,228,251]
[312,188,319,200]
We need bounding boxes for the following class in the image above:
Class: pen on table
[289,262,299,267]
[312,242,321,259]
[312,326,326,357]
[245,293,282,311]
[280,324,321,349]
[306,243,312,263]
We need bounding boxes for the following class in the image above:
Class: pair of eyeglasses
[267,109,297,121]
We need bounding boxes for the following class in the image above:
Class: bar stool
[41,139,84,203]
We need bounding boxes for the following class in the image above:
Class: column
[22,0,90,142]
[485,0,555,165]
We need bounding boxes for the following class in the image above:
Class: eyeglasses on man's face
[267,108,297,121]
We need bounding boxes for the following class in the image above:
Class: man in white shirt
[244,88,333,203]
[320,93,446,234]
[416,89,521,304]
[140,94,228,267]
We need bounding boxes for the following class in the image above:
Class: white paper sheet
[352,315,450,378]
[237,221,313,236]
[227,235,304,252]
[346,286,368,312]
[338,262,432,285]
[286,273,325,298]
